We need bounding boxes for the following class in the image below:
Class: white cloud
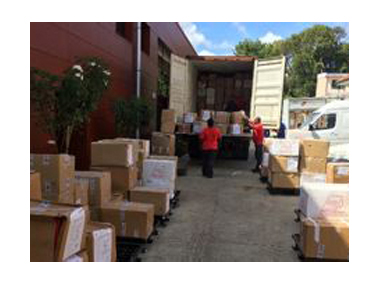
[259,31,282,44]
[179,22,235,55]
[232,22,248,37]
[198,49,215,56]
[179,22,211,48]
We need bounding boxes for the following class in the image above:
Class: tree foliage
[234,25,349,97]
[113,97,152,137]
[31,57,111,153]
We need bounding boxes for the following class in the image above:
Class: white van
[287,100,349,159]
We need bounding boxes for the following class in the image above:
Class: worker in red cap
[247,116,264,172]
[199,118,222,178]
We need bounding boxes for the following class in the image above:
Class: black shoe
[251,168,259,173]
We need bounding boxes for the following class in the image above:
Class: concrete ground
[142,146,300,262]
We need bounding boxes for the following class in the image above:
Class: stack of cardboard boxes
[179,109,246,135]
[30,154,117,262]
[268,139,300,190]
[152,109,176,156]
[297,183,349,260]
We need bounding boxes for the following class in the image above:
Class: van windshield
[300,112,320,129]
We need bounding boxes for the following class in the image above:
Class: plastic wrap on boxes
[229,124,242,135]
[142,159,176,199]
[299,183,349,219]
[269,139,300,156]
[300,172,326,187]
[262,152,270,168]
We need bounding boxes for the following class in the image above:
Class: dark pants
[202,150,217,178]
[254,144,263,169]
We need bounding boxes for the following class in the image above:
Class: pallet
[154,212,171,227]
[116,229,159,262]
[291,233,348,262]
[266,184,300,196]
[170,190,181,209]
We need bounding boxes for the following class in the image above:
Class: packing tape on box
[119,200,131,237]
[30,200,52,213]
[42,155,51,166]
[306,217,321,244]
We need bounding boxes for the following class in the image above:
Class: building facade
[315,73,349,98]
[30,22,196,169]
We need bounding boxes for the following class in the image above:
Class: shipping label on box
[270,156,299,173]
[326,162,349,184]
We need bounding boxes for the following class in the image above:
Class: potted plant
[31,56,111,153]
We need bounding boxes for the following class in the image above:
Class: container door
[250,56,286,129]
[169,54,194,118]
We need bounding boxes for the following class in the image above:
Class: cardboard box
[151,132,175,156]
[113,138,150,158]
[161,109,176,134]
[100,200,154,240]
[269,156,299,173]
[30,171,42,200]
[193,121,207,134]
[91,166,138,195]
[299,183,349,219]
[300,218,349,260]
[216,123,228,135]
[177,123,192,134]
[91,141,135,167]
[183,112,197,124]
[142,158,176,199]
[300,139,330,158]
[86,222,116,262]
[269,171,300,189]
[300,172,326,187]
[30,154,75,204]
[214,111,230,124]
[64,250,89,262]
[75,171,112,208]
[74,177,89,205]
[30,201,86,262]
[300,156,327,174]
[326,162,349,184]
[130,186,170,216]
[230,111,246,124]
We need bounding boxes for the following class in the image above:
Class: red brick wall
[30,22,196,169]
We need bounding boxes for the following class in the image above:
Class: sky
[179,22,349,56]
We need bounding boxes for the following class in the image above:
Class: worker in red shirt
[199,118,222,178]
[248,116,264,172]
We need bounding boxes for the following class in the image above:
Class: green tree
[234,39,283,58]
[31,57,111,153]
[234,24,349,98]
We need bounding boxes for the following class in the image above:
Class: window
[141,22,150,55]
[312,113,336,130]
[116,22,133,41]
[116,22,125,37]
